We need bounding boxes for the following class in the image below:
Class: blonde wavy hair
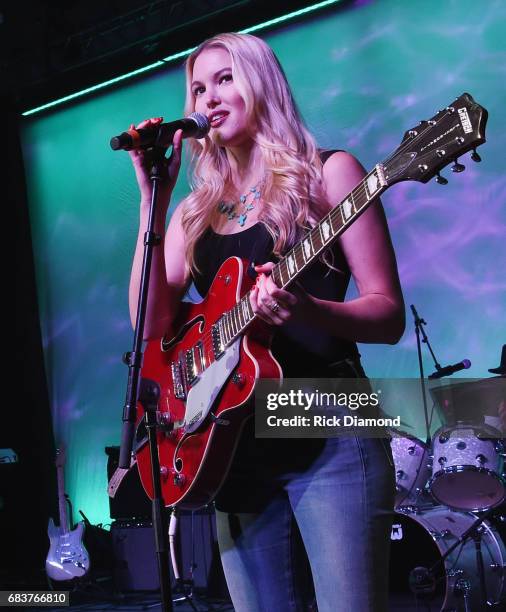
[180,32,329,276]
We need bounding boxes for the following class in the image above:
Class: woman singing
[129,32,405,612]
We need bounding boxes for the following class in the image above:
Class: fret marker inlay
[303,238,312,260]
[342,198,353,220]
[321,219,331,242]
[287,254,296,275]
[367,172,379,197]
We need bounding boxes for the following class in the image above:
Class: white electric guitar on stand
[46,447,89,581]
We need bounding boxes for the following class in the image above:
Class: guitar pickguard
[183,338,241,433]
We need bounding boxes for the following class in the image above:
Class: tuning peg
[435,173,448,185]
[471,149,482,162]
[451,159,465,173]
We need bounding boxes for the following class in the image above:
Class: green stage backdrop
[22,0,506,525]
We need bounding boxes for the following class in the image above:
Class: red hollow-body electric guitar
[135,93,488,509]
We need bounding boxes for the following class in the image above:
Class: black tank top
[191,151,360,377]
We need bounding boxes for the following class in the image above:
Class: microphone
[428,359,471,379]
[110,112,210,151]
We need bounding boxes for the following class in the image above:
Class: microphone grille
[188,112,210,138]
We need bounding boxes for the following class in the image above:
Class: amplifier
[111,509,227,596]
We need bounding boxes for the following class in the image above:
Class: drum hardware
[470,524,488,609]
[453,578,472,612]
[408,565,436,598]
[432,528,452,541]
[391,506,505,610]
[419,509,493,609]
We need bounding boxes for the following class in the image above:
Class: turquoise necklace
[217,184,261,227]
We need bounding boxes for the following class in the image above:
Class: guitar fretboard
[217,164,387,346]
[56,461,69,532]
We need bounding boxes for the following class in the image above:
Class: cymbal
[430,376,505,421]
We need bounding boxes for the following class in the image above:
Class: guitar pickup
[211,321,225,359]
[185,342,203,387]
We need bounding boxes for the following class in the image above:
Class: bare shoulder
[321,150,367,207]
[322,149,365,176]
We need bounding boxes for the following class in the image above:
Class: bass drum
[389,507,506,611]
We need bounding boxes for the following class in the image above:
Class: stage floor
[27,592,441,611]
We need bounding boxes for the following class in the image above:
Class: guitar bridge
[171,359,186,400]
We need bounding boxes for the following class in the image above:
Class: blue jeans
[215,434,395,612]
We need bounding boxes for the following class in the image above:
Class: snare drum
[430,424,505,511]
[390,433,431,508]
[390,507,506,610]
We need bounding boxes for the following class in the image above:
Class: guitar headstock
[55,446,67,468]
[383,93,488,186]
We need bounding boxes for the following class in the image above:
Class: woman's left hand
[249,262,315,326]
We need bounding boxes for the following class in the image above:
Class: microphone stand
[410,304,441,445]
[118,146,173,612]
[409,306,494,610]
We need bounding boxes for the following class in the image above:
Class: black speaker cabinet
[111,509,227,597]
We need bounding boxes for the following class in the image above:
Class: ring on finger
[269,301,280,313]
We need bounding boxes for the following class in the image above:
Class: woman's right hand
[128,117,183,208]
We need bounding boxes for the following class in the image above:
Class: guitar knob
[157,411,173,426]
[435,173,448,185]
[174,473,186,487]
[232,372,245,387]
[451,159,465,173]
[471,148,482,162]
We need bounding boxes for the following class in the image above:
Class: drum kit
[389,370,506,610]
